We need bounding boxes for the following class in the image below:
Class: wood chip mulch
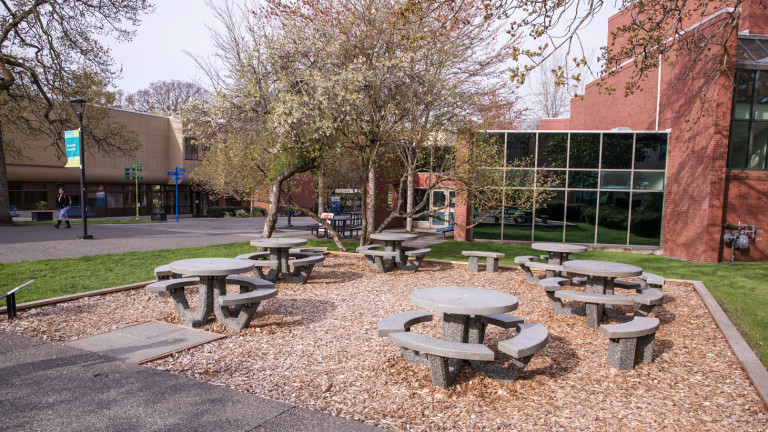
[2,255,766,431]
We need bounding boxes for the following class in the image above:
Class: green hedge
[207,206,267,217]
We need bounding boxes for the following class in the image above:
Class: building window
[729,68,768,169]
[184,137,202,161]
[473,131,668,246]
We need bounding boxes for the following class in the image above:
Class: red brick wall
[722,171,768,261]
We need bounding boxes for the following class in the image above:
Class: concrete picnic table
[531,242,587,265]
[562,259,643,324]
[410,286,519,343]
[249,238,308,282]
[369,232,417,270]
[168,258,254,327]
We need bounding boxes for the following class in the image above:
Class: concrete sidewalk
[0,330,388,432]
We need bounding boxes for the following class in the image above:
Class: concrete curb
[691,280,768,407]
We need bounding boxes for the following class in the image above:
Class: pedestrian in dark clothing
[55,187,72,228]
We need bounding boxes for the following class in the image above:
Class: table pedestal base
[184,277,219,328]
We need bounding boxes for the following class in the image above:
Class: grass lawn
[15,219,162,226]
[1,238,766,366]
[474,222,661,246]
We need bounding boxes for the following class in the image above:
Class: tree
[123,80,207,116]
[0,0,152,224]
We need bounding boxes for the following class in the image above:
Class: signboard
[64,130,80,168]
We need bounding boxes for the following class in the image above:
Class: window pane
[633,171,665,190]
[630,192,663,246]
[506,169,535,187]
[564,191,597,243]
[734,69,755,119]
[568,171,599,189]
[506,133,535,166]
[538,133,568,168]
[601,133,633,169]
[568,133,600,168]
[600,171,632,189]
[596,191,630,244]
[634,133,667,170]
[534,191,565,241]
[538,170,567,189]
[729,120,750,168]
[756,71,768,120]
[502,205,532,241]
[750,122,768,169]
[473,206,503,240]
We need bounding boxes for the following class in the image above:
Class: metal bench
[9,205,20,218]
[462,251,505,274]
[436,224,454,239]
[1,280,33,319]
[599,317,660,370]
[68,205,94,217]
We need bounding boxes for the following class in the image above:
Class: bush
[630,210,662,238]
[207,206,267,218]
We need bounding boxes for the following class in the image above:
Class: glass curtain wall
[474,131,668,246]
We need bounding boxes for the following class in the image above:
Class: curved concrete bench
[633,288,664,317]
[281,255,324,284]
[377,310,433,337]
[599,317,660,370]
[212,275,277,332]
[555,290,634,327]
[289,247,328,267]
[462,251,505,274]
[639,272,665,290]
[471,323,549,383]
[388,332,494,387]
[146,277,200,319]
[235,251,271,261]
[519,260,565,282]
[515,256,542,283]
[537,277,583,316]
[153,264,184,280]
[356,244,385,269]
[467,313,524,345]
[360,249,399,273]
[401,248,431,273]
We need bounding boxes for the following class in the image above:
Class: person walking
[55,187,72,228]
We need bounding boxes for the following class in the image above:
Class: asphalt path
[0,217,317,263]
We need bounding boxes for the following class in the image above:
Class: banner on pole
[64,130,80,168]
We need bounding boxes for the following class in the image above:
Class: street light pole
[69,98,92,240]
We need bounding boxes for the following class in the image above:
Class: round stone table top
[369,233,418,242]
[531,242,588,254]
[411,286,518,316]
[250,238,307,249]
[169,258,254,277]
[563,259,642,278]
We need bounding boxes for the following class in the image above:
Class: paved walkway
[1,216,446,430]
[0,216,447,263]
[0,330,387,432]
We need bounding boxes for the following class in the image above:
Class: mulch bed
[2,255,766,431]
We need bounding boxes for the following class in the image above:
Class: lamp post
[69,98,93,239]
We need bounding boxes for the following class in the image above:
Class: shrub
[207,206,268,218]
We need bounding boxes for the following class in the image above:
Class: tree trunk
[317,165,326,215]
[262,178,282,238]
[0,121,13,225]
[249,186,255,216]
[405,169,414,232]
[366,162,376,236]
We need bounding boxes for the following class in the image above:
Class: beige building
[8,108,206,217]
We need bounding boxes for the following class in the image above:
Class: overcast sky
[110,0,219,93]
[110,1,616,94]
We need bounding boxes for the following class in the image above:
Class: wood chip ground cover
[2,255,766,431]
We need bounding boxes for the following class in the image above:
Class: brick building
[440,2,767,263]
